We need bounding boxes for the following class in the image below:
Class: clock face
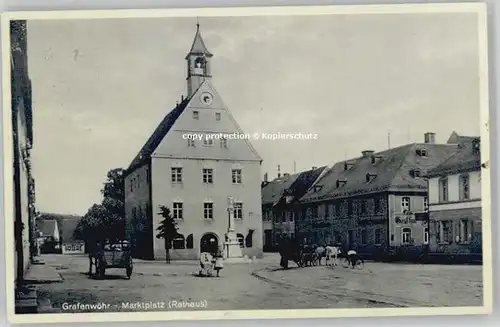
[200,92,213,105]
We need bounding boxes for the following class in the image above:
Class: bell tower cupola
[186,21,213,97]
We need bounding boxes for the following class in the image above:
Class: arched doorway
[200,233,218,253]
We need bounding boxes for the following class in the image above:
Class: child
[213,246,224,277]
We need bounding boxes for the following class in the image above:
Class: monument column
[225,196,242,259]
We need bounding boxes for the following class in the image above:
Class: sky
[26,12,482,215]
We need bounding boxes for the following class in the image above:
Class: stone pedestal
[225,231,243,259]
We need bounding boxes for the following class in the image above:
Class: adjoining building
[297,133,462,260]
[11,19,38,314]
[261,167,327,251]
[124,24,263,260]
[425,135,482,262]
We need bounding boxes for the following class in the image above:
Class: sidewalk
[15,258,63,314]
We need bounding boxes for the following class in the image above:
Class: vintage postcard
[1,2,492,324]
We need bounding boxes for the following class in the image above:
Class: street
[33,254,483,313]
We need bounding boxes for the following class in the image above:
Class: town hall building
[124,24,263,260]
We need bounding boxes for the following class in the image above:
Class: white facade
[125,25,263,260]
[428,170,481,211]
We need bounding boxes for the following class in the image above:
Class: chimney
[424,132,436,144]
[277,165,281,178]
[312,166,317,170]
[283,173,290,177]
[181,95,184,102]
[361,150,374,158]
[264,172,268,182]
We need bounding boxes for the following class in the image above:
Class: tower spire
[185,20,213,97]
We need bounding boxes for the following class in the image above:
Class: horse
[325,246,341,266]
[314,245,326,266]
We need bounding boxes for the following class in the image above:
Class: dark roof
[37,213,83,243]
[126,99,189,172]
[426,137,481,178]
[447,131,477,145]
[38,220,58,237]
[300,143,460,203]
[186,25,213,57]
[285,166,328,198]
[261,166,328,207]
[261,174,299,206]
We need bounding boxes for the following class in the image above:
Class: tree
[155,206,179,263]
[74,168,126,248]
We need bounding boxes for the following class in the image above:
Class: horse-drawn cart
[92,241,133,279]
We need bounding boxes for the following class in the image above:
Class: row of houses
[261,132,482,261]
[36,213,86,255]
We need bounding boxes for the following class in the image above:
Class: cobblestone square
[33,254,483,313]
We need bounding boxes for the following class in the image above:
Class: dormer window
[193,110,199,120]
[313,184,323,192]
[215,112,221,121]
[365,173,377,183]
[371,155,382,165]
[336,178,347,188]
[410,169,421,178]
[416,148,428,157]
[344,162,354,171]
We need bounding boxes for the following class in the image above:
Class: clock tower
[186,22,213,97]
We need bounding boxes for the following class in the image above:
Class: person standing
[213,246,224,277]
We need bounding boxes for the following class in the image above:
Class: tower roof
[186,22,213,58]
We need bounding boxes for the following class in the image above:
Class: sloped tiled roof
[37,213,83,242]
[447,131,477,145]
[426,137,481,178]
[38,219,58,237]
[261,166,328,206]
[126,99,189,172]
[262,174,299,206]
[187,25,213,57]
[285,166,328,198]
[300,143,460,203]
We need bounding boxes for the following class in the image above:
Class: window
[215,112,221,121]
[437,221,453,243]
[459,174,470,200]
[221,137,228,148]
[130,178,133,192]
[203,138,214,147]
[374,229,382,244]
[237,233,244,248]
[360,201,367,214]
[173,202,183,220]
[132,207,137,220]
[305,208,312,219]
[188,139,196,147]
[186,234,194,249]
[401,197,411,212]
[361,229,368,244]
[232,169,242,184]
[424,197,428,211]
[424,228,429,244]
[402,228,412,244]
[328,204,335,218]
[290,232,295,240]
[171,167,182,183]
[204,202,214,219]
[416,148,428,157]
[439,178,448,202]
[289,212,294,222]
[233,202,243,219]
[172,234,185,249]
[281,212,286,223]
[193,110,199,119]
[203,169,214,184]
[459,219,470,243]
